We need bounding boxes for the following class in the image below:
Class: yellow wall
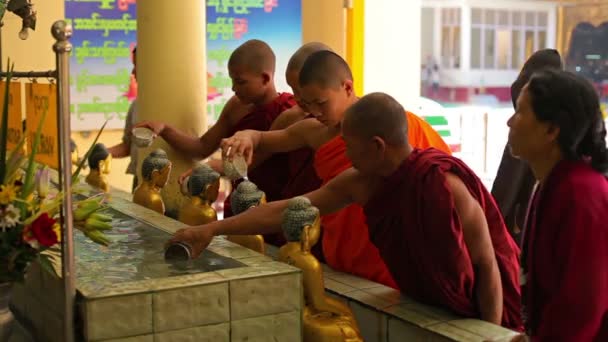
[302,0,346,57]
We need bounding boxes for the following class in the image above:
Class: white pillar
[137,0,207,215]
[460,5,472,72]
[364,0,421,107]
[546,6,558,49]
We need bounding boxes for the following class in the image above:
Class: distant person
[491,49,563,241]
[108,46,139,192]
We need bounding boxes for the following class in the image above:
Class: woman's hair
[527,69,608,173]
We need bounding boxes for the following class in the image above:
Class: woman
[508,69,608,341]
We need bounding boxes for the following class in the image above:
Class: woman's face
[507,85,559,161]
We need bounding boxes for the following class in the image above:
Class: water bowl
[132,127,156,148]
[223,154,248,181]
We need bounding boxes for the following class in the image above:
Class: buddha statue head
[231,180,266,215]
[70,139,79,166]
[141,149,172,188]
[281,197,321,250]
[88,143,111,174]
[187,164,220,203]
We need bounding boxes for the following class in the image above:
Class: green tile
[325,271,383,290]
[384,302,459,328]
[446,319,520,341]
[362,285,411,306]
[345,290,397,310]
[324,278,358,294]
[427,322,486,342]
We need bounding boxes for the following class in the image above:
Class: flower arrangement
[0,64,113,283]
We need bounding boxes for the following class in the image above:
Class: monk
[233,43,329,247]
[491,49,564,241]
[170,92,521,329]
[508,70,608,341]
[221,50,450,289]
[135,39,296,217]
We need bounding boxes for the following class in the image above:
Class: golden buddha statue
[132,149,172,214]
[279,197,362,342]
[85,143,112,193]
[227,180,266,254]
[178,164,220,225]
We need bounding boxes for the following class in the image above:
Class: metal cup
[164,242,192,261]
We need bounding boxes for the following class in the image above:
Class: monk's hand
[134,121,166,136]
[168,227,213,259]
[221,131,255,165]
[178,168,193,185]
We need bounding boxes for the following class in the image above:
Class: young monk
[170,92,522,329]
[508,70,608,341]
[134,39,296,217]
[491,49,564,241]
[221,50,451,288]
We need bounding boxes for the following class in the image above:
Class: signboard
[206,0,302,124]
[65,0,137,131]
[25,83,59,169]
[0,81,24,151]
[65,0,302,130]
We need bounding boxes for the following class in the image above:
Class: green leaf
[0,61,14,182]
[38,253,59,278]
[72,120,108,183]
[20,106,48,200]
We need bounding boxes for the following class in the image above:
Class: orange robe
[313,111,451,288]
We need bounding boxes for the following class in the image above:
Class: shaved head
[228,39,276,74]
[343,92,408,145]
[287,42,332,73]
[299,50,353,89]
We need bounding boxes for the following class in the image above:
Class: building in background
[421,0,558,104]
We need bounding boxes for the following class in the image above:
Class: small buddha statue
[85,143,112,192]
[226,181,266,254]
[279,197,362,342]
[132,149,172,214]
[178,164,220,225]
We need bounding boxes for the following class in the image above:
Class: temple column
[363,0,421,106]
[136,0,207,216]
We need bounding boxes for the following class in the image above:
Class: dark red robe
[314,135,398,288]
[521,159,608,341]
[223,93,295,245]
[364,148,522,330]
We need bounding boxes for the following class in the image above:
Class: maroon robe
[364,148,522,330]
[223,93,295,239]
[521,159,608,341]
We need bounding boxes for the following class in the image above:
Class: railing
[0,20,76,342]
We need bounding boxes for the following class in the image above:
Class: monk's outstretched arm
[221,118,321,164]
[170,172,355,257]
[446,173,503,325]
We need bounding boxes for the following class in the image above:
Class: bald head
[343,92,408,145]
[228,39,276,74]
[287,42,333,73]
[299,50,353,89]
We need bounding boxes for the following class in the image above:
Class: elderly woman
[508,69,608,341]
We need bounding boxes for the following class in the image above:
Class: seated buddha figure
[279,197,363,342]
[132,149,172,214]
[85,143,112,193]
[227,180,266,254]
[178,164,220,225]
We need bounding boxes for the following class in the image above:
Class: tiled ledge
[265,245,519,342]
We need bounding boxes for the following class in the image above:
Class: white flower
[0,204,21,232]
[36,167,50,198]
